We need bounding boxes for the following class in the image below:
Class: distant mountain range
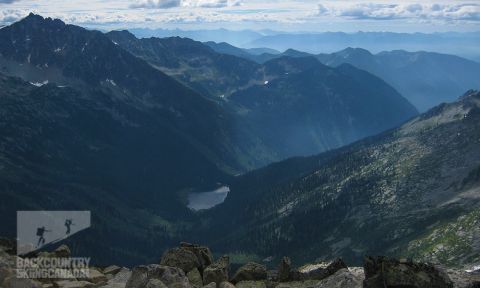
[199,90,480,268]
[246,31,480,62]
[317,48,480,112]
[129,27,269,47]
[208,43,480,112]
[107,30,417,160]
[130,28,480,62]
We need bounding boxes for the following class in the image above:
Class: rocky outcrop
[231,262,267,284]
[180,243,214,273]
[278,257,291,282]
[126,264,192,288]
[160,248,201,274]
[236,281,266,288]
[203,283,217,288]
[363,256,453,288]
[219,281,236,288]
[292,259,347,281]
[315,268,362,288]
[187,268,203,287]
[55,245,72,258]
[203,256,230,285]
[2,240,478,288]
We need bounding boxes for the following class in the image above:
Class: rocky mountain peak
[16,12,66,30]
[461,89,480,100]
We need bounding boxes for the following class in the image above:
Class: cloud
[130,0,181,9]
[130,0,240,9]
[315,2,480,22]
[0,9,24,23]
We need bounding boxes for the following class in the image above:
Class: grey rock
[314,268,362,288]
[108,268,132,284]
[126,265,191,288]
[104,265,123,275]
[293,259,347,281]
[145,279,168,288]
[219,282,236,288]
[235,281,266,288]
[180,243,214,272]
[187,268,203,288]
[81,268,107,284]
[54,280,95,288]
[54,245,71,258]
[231,262,267,284]
[202,283,216,288]
[278,257,291,282]
[363,256,453,288]
[160,248,200,273]
[203,256,229,285]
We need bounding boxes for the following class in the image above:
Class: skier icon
[65,219,74,235]
[36,226,50,247]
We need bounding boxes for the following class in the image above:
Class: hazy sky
[1,0,479,32]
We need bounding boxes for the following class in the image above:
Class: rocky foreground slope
[1,240,479,288]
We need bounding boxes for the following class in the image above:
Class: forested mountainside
[197,90,480,268]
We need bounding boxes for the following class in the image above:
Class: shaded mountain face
[204,41,280,63]
[0,14,273,255]
[0,73,205,265]
[108,31,418,160]
[318,48,480,112]
[230,56,418,159]
[106,30,260,98]
[199,90,480,267]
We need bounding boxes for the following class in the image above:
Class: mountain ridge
[196,90,480,267]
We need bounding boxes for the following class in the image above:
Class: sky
[0,0,479,32]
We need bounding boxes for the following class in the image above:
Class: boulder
[104,265,123,275]
[293,259,347,281]
[101,268,132,288]
[54,280,95,288]
[82,268,107,284]
[3,277,42,288]
[231,262,267,284]
[315,268,362,288]
[235,281,266,288]
[145,279,168,288]
[126,264,191,288]
[160,248,200,273]
[203,256,230,285]
[444,268,480,288]
[363,256,453,288]
[0,238,16,255]
[275,281,320,288]
[219,282,236,288]
[202,283,216,288]
[187,268,203,287]
[54,245,71,258]
[180,243,214,272]
[111,267,132,282]
[278,257,292,282]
